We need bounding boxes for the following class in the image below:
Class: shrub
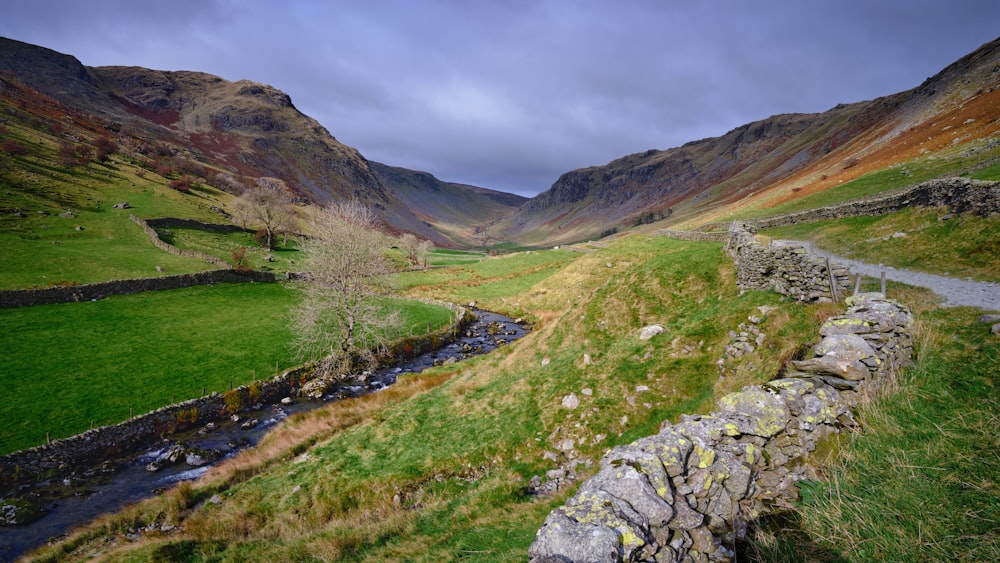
[58,142,77,167]
[248,381,262,404]
[223,389,244,415]
[1,139,28,156]
[253,228,269,247]
[168,174,196,192]
[231,246,251,272]
[93,135,117,162]
[171,155,206,178]
[74,144,93,164]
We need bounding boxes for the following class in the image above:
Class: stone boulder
[639,325,664,340]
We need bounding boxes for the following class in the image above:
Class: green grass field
[0,283,453,455]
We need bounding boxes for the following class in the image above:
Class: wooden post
[826,259,840,301]
[46,432,50,445]
[854,275,862,296]
[881,271,887,295]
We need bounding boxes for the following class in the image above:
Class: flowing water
[0,309,528,561]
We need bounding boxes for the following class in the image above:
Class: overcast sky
[2,1,998,196]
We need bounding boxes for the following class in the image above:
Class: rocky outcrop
[529,294,913,562]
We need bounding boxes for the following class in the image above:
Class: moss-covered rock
[715,387,789,438]
[0,497,46,526]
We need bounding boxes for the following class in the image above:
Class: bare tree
[291,199,402,376]
[417,238,434,268]
[399,233,434,268]
[399,233,419,266]
[234,177,291,249]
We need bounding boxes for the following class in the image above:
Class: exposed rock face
[529,293,913,562]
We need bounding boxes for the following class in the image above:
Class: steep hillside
[500,37,1000,246]
[370,162,527,247]
[0,37,510,248]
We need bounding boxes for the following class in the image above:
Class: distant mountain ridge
[0,36,522,247]
[497,37,1000,245]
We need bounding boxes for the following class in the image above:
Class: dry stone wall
[652,229,727,243]
[0,269,278,308]
[724,221,852,302]
[753,177,1000,230]
[528,293,913,562]
[130,214,232,269]
[661,178,1000,303]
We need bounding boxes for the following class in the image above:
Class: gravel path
[781,240,1000,311]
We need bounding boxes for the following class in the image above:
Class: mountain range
[1,35,999,248]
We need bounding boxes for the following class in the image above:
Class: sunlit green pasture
[0,283,453,455]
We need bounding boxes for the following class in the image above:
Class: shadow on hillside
[737,511,848,563]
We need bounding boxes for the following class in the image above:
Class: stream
[781,241,1000,310]
[0,309,528,561]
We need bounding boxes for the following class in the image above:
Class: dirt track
[787,241,1000,311]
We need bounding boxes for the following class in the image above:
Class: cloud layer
[3,0,997,195]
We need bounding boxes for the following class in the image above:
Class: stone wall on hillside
[724,221,852,302]
[130,214,232,268]
[0,304,472,488]
[0,269,279,308]
[528,293,913,562]
[653,229,727,242]
[753,177,1000,230]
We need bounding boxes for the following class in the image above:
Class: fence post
[881,271,887,295]
[853,275,862,296]
[826,258,840,302]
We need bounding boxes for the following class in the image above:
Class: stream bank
[0,309,528,562]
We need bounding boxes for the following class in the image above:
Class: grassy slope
[0,115,235,289]
[743,292,999,561]
[26,235,831,562]
[742,208,999,559]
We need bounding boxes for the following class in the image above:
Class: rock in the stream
[0,498,47,526]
